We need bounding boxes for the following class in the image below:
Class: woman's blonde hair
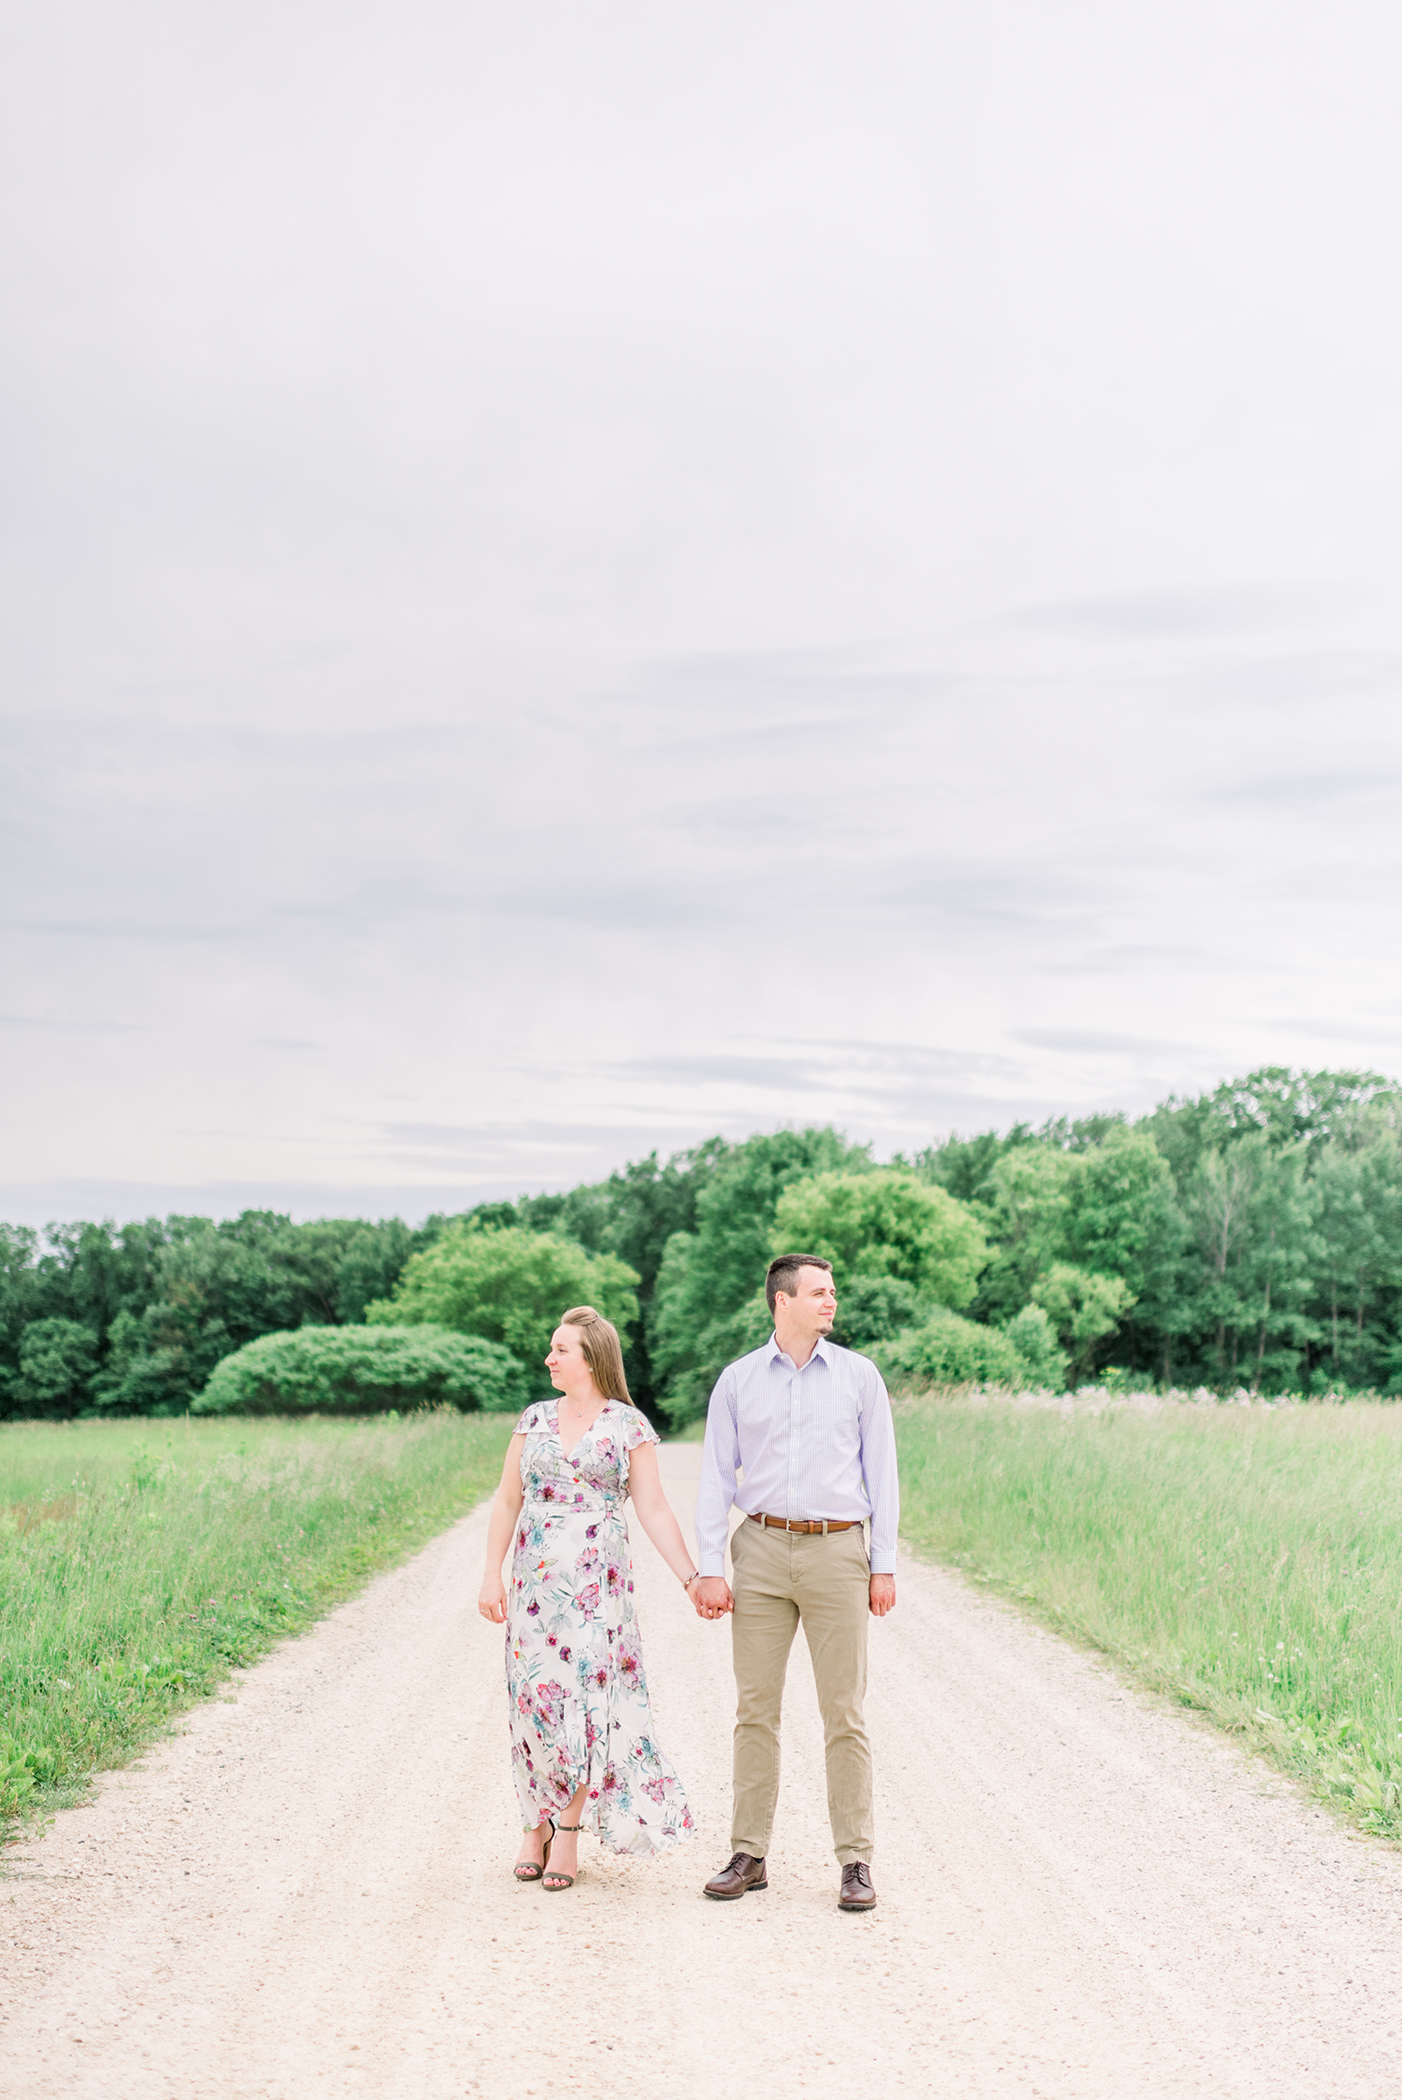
[559,1305,631,1403]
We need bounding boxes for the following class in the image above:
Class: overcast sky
[4,0,1402,1224]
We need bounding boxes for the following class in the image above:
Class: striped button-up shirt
[695,1334,900,1577]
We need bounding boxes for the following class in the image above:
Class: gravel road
[5,1442,1402,2098]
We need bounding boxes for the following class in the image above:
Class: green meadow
[896,1392,1402,1838]
[1,1411,513,1833]
[10,1393,1402,1850]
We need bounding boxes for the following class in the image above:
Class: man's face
[776,1266,837,1336]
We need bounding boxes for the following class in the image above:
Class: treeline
[6,1066,1402,1423]
[0,1213,430,1420]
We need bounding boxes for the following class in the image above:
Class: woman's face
[545,1325,592,1393]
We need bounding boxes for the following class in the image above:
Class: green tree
[1030,1264,1135,1382]
[0,1211,443,1418]
[648,1127,868,1425]
[915,1125,1034,1206]
[516,1139,728,1410]
[1143,1066,1402,1177]
[1309,1142,1382,1386]
[368,1225,640,1376]
[831,1275,926,1350]
[976,1146,1078,1319]
[1182,1135,1317,1388]
[968,1127,1186,1379]
[772,1168,986,1308]
[87,1308,176,1414]
[0,1225,42,1410]
[13,1317,98,1416]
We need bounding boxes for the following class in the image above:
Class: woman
[478,1304,697,1890]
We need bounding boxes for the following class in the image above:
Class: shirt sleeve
[694,1366,741,1578]
[858,1363,900,1574]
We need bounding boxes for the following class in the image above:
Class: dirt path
[5,1444,1402,2098]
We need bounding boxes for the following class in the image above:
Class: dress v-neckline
[553,1397,614,1465]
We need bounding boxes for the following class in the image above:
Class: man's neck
[774,1326,823,1370]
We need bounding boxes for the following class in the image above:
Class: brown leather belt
[748,1513,862,1535]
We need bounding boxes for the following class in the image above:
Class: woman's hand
[689,1575,733,1621]
[479,1580,508,1623]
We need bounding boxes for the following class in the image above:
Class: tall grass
[1,1411,513,1833]
[896,1393,1402,1838]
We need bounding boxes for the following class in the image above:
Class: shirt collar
[767,1332,831,1371]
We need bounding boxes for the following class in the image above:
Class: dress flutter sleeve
[617,1406,660,1491]
[514,1403,545,1436]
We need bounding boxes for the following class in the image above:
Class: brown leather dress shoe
[838,1862,876,1911]
[703,1851,768,1900]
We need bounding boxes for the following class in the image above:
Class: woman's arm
[478,1434,527,1623]
[625,1442,703,1589]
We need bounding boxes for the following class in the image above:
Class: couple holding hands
[477,1252,900,1911]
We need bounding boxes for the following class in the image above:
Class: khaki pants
[729,1517,873,1867]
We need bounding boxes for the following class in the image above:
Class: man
[691,1253,898,1912]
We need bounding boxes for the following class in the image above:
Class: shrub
[876,1306,1068,1393]
[998,1304,1070,1389]
[192,1324,527,1417]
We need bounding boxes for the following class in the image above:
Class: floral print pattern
[507,1398,693,1856]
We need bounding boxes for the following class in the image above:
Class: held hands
[478,1581,508,1624]
[868,1574,896,1618]
[688,1575,733,1622]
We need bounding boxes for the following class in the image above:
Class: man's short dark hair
[765,1253,834,1317]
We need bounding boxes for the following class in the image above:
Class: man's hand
[868,1574,896,1618]
[691,1576,732,1621]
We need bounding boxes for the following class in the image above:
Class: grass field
[896,1392,1402,1839]
[1,1410,514,1835]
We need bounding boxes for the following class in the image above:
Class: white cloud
[4,0,1402,1220]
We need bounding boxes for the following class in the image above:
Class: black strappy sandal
[513,1818,556,1882]
[542,1822,582,1891]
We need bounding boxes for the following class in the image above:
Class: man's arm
[694,1366,740,1579]
[859,1363,900,1612]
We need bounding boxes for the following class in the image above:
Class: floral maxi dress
[507,1399,693,1855]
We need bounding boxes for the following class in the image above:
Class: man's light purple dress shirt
[694,1333,900,1577]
